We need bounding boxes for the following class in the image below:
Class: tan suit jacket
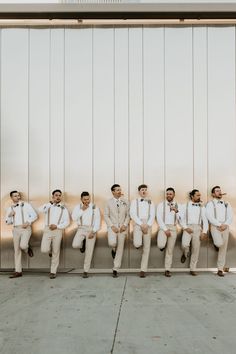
[104,198,130,229]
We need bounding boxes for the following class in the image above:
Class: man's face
[52,192,62,204]
[192,191,201,203]
[112,187,122,199]
[213,188,222,199]
[11,192,21,204]
[166,191,175,202]
[139,188,148,198]
[81,195,90,206]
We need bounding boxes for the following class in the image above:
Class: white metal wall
[1,26,236,270]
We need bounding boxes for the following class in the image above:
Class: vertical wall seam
[113,26,116,183]
[206,25,209,269]
[192,26,195,189]
[128,27,130,269]
[27,29,30,269]
[163,26,166,192]
[49,28,51,198]
[142,26,144,183]
[92,26,94,203]
[0,29,2,267]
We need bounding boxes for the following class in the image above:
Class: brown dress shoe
[223,267,230,272]
[9,272,22,279]
[139,271,146,278]
[49,252,52,258]
[28,246,34,257]
[112,270,118,278]
[190,271,198,276]
[82,272,88,278]
[217,270,224,277]
[165,270,171,277]
[50,273,56,279]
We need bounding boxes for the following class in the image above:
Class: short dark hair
[111,184,120,192]
[166,187,175,193]
[81,191,90,199]
[211,186,220,194]
[138,184,148,191]
[189,189,199,199]
[52,189,62,196]
[10,190,19,197]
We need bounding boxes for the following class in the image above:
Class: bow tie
[217,201,223,204]
[140,199,145,202]
[13,204,19,207]
[167,202,173,206]
[192,203,200,206]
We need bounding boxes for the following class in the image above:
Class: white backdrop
[1,25,236,270]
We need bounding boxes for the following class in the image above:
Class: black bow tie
[13,204,19,207]
[218,201,223,204]
[192,203,200,206]
[140,199,144,202]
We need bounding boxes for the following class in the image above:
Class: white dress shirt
[72,203,101,233]
[39,203,70,230]
[130,198,155,226]
[206,198,233,227]
[156,200,180,231]
[6,202,38,226]
[179,202,208,233]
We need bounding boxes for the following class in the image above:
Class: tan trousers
[133,223,151,272]
[41,227,63,274]
[108,228,126,271]
[12,226,31,273]
[182,224,201,271]
[157,225,177,271]
[72,226,96,273]
[211,225,229,271]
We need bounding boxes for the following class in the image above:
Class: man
[130,184,155,278]
[72,191,100,278]
[104,184,130,278]
[39,189,70,279]
[156,187,180,277]
[6,191,38,278]
[179,189,208,276]
[206,186,233,277]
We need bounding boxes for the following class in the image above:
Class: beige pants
[72,226,96,273]
[12,226,31,273]
[41,227,63,274]
[211,225,229,271]
[182,224,201,271]
[108,228,126,271]
[133,222,151,272]
[157,225,177,271]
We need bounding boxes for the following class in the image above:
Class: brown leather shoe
[9,272,22,279]
[50,273,56,279]
[223,267,230,272]
[49,252,52,258]
[217,270,224,277]
[82,272,88,278]
[139,271,146,278]
[165,270,171,277]
[181,254,186,263]
[190,271,198,276]
[112,270,118,278]
[28,246,34,258]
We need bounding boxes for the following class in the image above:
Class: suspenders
[79,204,96,227]
[186,203,202,225]
[163,202,177,224]
[47,204,64,226]
[212,200,227,223]
[136,199,151,220]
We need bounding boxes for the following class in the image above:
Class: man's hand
[111,226,119,234]
[141,224,149,234]
[184,227,193,235]
[22,222,30,229]
[217,224,228,232]
[120,225,127,233]
[165,229,171,237]
[88,231,95,239]
[49,224,57,230]
[200,233,208,241]
[170,206,178,213]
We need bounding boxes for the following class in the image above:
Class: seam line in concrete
[110,276,127,354]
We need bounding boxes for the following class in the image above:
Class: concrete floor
[0,272,236,354]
